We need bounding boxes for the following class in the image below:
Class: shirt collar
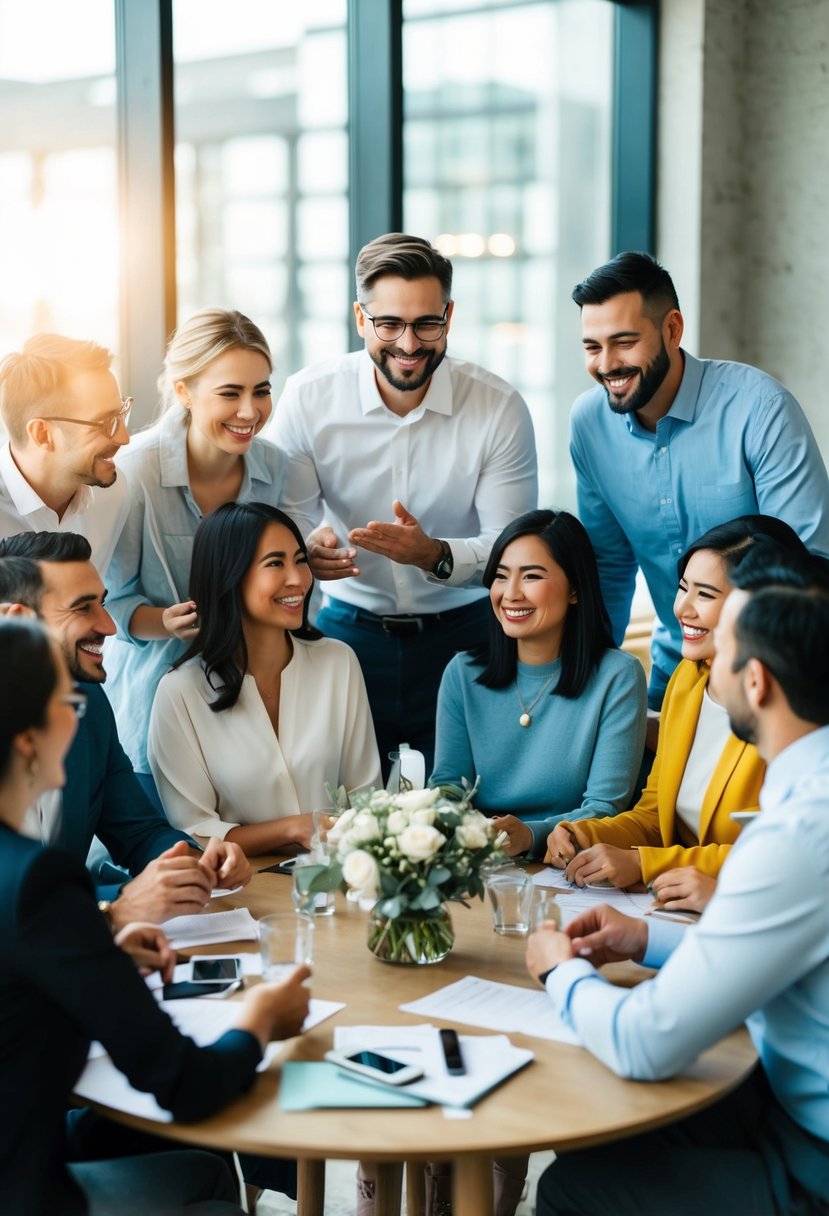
[358,350,453,418]
[760,725,829,810]
[0,441,92,517]
[156,407,277,490]
[624,349,704,435]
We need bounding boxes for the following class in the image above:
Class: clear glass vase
[367,904,455,965]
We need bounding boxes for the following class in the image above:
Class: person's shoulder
[0,835,92,925]
[697,357,793,402]
[156,657,204,698]
[295,632,357,668]
[446,356,519,397]
[117,418,168,464]
[596,646,646,686]
[283,352,362,393]
[570,383,609,428]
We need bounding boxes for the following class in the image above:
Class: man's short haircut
[0,531,92,564]
[729,545,829,725]
[355,233,453,305]
[571,251,680,321]
[0,556,43,611]
[0,333,114,445]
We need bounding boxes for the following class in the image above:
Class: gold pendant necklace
[515,671,558,727]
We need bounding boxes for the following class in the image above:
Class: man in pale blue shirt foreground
[526,549,829,1215]
[569,251,829,711]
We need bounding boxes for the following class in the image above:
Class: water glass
[258,911,314,980]
[486,871,531,935]
[531,887,562,930]
[292,852,336,917]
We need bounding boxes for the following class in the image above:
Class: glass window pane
[402,0,614,509]
[173,2,349,394]
[0,0,118,366]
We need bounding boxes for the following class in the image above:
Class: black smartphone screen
[191,958,241,982]
[440,1028,465,1074]
[162,980,236,1000]
[346,1050,410,1074]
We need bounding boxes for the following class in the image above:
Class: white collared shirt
[0,441,129,575]
[266,351,538,615]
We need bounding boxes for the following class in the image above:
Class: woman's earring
[27,755,39,788]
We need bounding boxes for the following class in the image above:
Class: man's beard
[64,638,106,684]
[726,705,757,746]
[600,339,671,415]
[369,344,446,394]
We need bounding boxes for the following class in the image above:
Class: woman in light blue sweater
[431,508,647,858]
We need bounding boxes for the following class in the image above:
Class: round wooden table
[78,862,757,1216]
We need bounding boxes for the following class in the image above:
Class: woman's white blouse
[148,636,382,839]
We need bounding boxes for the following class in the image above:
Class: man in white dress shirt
[268,233,538,774]
[0,333,131,574]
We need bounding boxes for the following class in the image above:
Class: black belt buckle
[381,615,424,636]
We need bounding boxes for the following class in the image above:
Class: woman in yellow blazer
[547,515,811,906]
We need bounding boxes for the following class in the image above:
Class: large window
[0,0,118,359]
[172,0,348,396]
[402,0,614,509]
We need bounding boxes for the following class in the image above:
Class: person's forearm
[222,816,308,857]
[129,604,168,640]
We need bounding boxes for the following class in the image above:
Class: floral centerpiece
[296,783,505,965]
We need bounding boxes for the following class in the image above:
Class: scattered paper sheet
[531,870,653,925]
[400,976,580,1046]
[77,996,345,1121]
[161,907,259,948]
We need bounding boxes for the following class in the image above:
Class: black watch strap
[432,539,454,580]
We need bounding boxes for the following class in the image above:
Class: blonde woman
[106,309,283,791]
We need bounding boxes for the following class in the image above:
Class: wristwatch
[431,539,454,580]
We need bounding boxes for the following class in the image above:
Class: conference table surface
[78,859,757,1215]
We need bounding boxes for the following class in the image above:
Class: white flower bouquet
[296,783,505,964]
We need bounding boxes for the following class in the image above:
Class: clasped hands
[307,500,443,581]
[110,838,251,931]
[526,904,649,983]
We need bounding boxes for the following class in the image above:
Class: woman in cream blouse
[148,502,381,853]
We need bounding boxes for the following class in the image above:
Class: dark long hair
[473,509,614,699]
[173,502,321,713]
[677,514,811,582]
[0,617,59,779]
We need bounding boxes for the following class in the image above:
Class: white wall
[657,0,829,459]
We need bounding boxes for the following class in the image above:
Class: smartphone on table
[162,956,243,1000]
[325,1047,424,1086]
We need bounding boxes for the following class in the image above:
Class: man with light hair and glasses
[526,545,829,1216]
[0,333,131,574]
[268,232,537,774]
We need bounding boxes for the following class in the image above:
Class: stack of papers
[160,907,259,948]
[531,869,653,925]
[331,1023,534,1108]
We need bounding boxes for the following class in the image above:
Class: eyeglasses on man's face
[62,691,88,719]
[361,308,449,343]
[43,397,133,439]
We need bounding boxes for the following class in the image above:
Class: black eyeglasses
[362,308,449,343]
[43,397,133,439]
[62,691,88,719]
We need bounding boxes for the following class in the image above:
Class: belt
[339,601,483,637]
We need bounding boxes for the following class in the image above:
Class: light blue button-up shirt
[546,725,829,1147]
[104,409,284,773]
[570,353,829,697]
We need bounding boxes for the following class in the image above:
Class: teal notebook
[279,1062,429,1111]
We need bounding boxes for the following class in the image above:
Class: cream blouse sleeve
[148,669,238,841]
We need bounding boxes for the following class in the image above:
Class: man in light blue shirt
[570,251,829,709]
[526,551,829,1215]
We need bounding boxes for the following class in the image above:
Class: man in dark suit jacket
[0,534,250,929]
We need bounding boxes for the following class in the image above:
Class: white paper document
[160,907,259,948]
[77,996,344,1122]
[334,1023,534,1107]
[400,975,580,1046]
[531,870,653,925]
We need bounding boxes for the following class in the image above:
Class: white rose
[398,824,445,862]
[391,787,441,814]
[411,807,437,825]
[455,815,489,850]
[386,809,410,835]
[326,808,356,841]
[342,849,380,896]
[349,810,382,843]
